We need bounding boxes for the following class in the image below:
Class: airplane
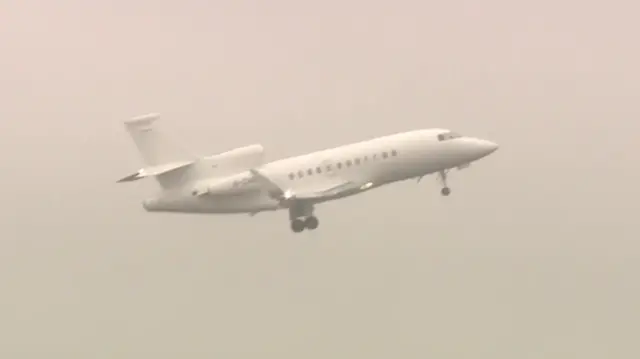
[117,113,499,233]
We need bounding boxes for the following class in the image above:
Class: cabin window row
[288,149,398,180]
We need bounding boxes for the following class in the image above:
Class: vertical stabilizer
[122,113,199,190]
[124,113,195,166]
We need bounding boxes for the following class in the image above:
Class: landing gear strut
[289,203,319,233]
[438,170,451,196]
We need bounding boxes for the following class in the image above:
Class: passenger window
[346,160,352,167]
[326,164,332,172]
[364,156,368,162]
[355,158,361,165]
[337,162,342,169]
[391,150,397,157]
[298,170,304,178]
[438,134,445,141]
[289,173,295,180]
[307,169,313,176]
[316,167,322,174]
[382,152,388,159]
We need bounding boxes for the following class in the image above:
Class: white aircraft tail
[123,113,195,166]
[118,113,204,190]
[118,113,266,191]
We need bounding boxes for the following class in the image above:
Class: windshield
[437,131,462,141]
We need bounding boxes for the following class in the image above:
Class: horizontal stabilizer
[117,160,193,183]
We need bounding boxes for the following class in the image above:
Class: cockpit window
[437,131,462,141]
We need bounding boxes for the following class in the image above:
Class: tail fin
[118,113,267,191]
[119,113,199,190]
[124,113,195,166]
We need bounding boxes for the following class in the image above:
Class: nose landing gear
[438,170,451,196]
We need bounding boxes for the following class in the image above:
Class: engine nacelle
[192,171,261,196]
[201,144,265,177]
[189,144,267,197]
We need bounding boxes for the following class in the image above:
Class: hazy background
[1,0,638,357]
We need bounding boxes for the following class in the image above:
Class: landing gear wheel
[441,187,451,196]
[291,219,306,233]
[304,216,319,230]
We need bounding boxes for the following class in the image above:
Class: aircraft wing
[295,180,373,200]
[248,169,373,203]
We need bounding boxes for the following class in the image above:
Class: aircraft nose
[481,140,499,155]
[472,139,499,157]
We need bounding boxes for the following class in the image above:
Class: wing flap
[295,181,373,200]
[248,168,372,202]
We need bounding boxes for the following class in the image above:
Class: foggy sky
[1,0,639,357]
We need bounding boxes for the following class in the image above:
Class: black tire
[291,219,306,233]
[305,216,319,230]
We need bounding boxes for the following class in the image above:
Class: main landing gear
[438,170,451,196]
[289,202,319,233]
[290,216,319,233]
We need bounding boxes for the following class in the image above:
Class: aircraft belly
[195,193,278,213]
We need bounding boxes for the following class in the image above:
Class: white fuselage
[142,128,498,214]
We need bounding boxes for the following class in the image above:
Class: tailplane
[116,160,194,183]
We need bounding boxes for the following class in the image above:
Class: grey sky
[1,0,638,357]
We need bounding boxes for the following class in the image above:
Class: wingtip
[124,113,161,127]
[116,172,142,183]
